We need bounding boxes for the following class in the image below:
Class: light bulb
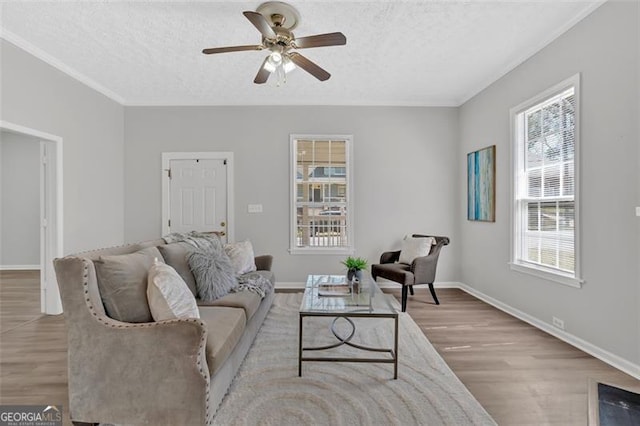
[283,57,296,73]
[269,52,282,64]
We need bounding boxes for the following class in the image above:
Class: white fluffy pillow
[147,260,200,321]
[224,240,257,275]
[399,236,435,265]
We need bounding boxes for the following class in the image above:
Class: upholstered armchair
[371,234,450,312]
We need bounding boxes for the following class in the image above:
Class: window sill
[289,247,355,256]
[509,262,584,288]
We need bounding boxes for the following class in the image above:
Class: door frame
[1,120,64,315]
[161,152,234,242]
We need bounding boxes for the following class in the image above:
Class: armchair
[371,234,450,312]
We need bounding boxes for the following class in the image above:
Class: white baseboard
[0,264,40,271]
[277,278,640,379]
[276,282,305,290]
[275,280,459,290]
[457,283,640,380]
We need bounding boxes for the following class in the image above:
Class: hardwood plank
[387,287,640,425]
[0,270,42,333]
[2,274,639,426]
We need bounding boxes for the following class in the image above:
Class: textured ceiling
[0,1,604,106]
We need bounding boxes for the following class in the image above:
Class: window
[290,135,353,254]
[510,75,582,287]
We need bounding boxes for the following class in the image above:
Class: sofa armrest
[411,253,439,284]
[255,255,273,271]
[380,250,400,264]
[68,314,210,424]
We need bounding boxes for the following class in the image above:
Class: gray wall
[0,131,40,266]
[124,106,460,283]
[0,40,125,254]
[458,1,639,364]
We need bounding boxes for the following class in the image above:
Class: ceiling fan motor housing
[257,1,301,30]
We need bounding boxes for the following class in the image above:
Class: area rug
[213,293,496,425]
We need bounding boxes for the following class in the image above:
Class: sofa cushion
[95,246,163,323]
[224,240,257,275]
[147,261,200,321]
[199,306,246,376]
[371,262,414,285]
[399,235,435,265]
[157,242,198,297]
[197,290,261,322]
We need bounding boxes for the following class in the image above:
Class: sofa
[53,237,275,425]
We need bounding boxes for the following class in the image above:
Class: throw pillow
[224,240,257,275]
[95,246,164,323]
[147,260,200,321]
[157,242,198,297]
[399,236,435,265]
[188,236,237,302]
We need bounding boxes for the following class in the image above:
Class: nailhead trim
[79,256,212,423]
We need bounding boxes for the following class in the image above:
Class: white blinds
[519,88,576,274]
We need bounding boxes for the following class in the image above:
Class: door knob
[220,221,226,227]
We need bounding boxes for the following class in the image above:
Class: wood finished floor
[1,273,639,425]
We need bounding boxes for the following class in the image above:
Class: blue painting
[467,145,496,222]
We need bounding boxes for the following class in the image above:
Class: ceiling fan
[202,1,346,84]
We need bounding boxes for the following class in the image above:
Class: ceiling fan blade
[254,57,271,84]
[243,11,277,39]
[202,45,263,55]
[288,52,331,81]
[294,32,346,49]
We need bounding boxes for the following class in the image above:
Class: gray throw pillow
[188,238,237,302]
[95,246,164,323]
[157,242,198,297]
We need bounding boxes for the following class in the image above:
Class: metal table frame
[298,276,399,379]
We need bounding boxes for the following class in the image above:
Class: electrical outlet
[247,204,263,213]
[552,317,565,330]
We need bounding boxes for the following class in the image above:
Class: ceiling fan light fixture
[202,1,346,85]
[283,56,296,73]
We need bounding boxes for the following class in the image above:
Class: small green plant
[341,256,368,271]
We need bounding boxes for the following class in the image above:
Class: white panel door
[169,159,227,240]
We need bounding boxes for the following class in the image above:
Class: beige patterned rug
[213,293,496,425]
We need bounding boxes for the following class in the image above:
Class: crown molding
[457,0,607,106]
[0,28,127,105]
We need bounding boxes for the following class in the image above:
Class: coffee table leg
[298,313,303,377]
[394,315,399,379]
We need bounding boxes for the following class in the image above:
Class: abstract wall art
[467,145,496,222]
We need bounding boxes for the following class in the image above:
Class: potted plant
[341,256,368,282]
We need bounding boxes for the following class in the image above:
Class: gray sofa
[53,238,275,425]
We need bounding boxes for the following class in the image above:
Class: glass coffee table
[298,272,399,379]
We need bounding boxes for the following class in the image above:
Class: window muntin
[512,78,580,284]
[290,135,353,254]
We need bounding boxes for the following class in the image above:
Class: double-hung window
[290,135,354,254]
[511,75,582,287]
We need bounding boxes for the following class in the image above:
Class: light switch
[636,207,640,217]
[248,204,263,213]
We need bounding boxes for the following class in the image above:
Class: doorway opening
[1,120,63,315]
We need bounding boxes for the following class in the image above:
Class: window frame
[509,74,583,288]
[289,134,355,255]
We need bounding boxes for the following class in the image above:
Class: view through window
[512,77,579,283]
[290,135,353,253]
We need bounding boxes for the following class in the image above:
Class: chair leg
[428,283,440,305]
[401,286,408,312]
[409,285,414,296]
